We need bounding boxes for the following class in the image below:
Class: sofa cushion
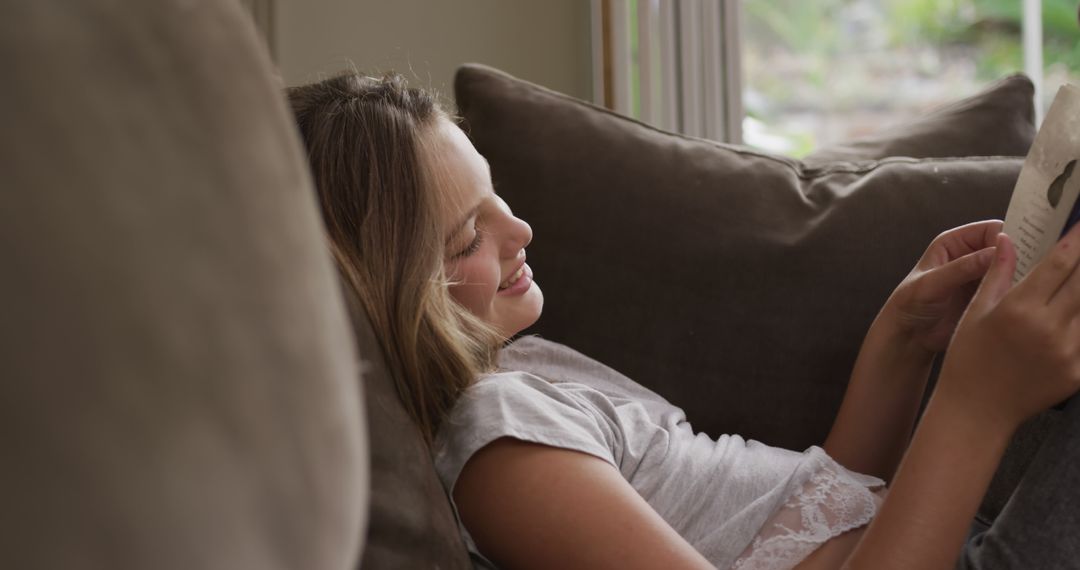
[454,63,1030,452]
[0,1,366,568]
[804,73,1035,163]
[346,287,471,568]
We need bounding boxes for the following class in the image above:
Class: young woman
[288,72,1080,569]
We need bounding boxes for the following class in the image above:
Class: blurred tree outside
[742,0,1080,157]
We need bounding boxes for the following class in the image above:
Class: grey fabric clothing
[956,395,1080,569]
[433,336,883,568]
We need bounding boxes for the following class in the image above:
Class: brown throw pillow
[804,73,1034,163]
[454,63,1031,452]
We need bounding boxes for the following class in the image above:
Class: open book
[1002,84,1080,285]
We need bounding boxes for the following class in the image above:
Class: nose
[503,215,532,258]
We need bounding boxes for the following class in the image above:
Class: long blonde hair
[287,72,505,446]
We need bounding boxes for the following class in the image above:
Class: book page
[1002,84,1080,284]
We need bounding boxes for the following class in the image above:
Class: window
[595,0,1080,156]
[743,0,1080,155]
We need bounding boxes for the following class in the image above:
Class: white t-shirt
[433,336,884,569]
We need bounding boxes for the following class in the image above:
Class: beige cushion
[0,2,366,568]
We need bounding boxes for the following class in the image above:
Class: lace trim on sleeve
[729,460,884,570]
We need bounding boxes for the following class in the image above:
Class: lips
[497,263,533,296]
[499,264,526,290]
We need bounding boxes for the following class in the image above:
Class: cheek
[446,258,500,316]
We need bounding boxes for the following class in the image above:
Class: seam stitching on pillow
[795,155,1025,179]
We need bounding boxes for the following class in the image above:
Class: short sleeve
[432,371,620,496]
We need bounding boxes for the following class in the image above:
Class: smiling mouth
[499,265,526,290]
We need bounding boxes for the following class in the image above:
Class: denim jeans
[955,396,1080,569]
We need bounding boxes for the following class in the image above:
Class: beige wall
[274,0,593,105]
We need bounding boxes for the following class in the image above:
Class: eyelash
[452,229,484,259]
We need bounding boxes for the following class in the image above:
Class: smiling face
[422,118,543,338]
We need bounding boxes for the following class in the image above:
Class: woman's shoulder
[458,369,605,420]
[465,369,570,403]
[496,335,628,384]
[473,367,548,387]
[495,335,670,405]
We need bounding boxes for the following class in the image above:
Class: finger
[921,246,996,299]
[1049,260,1080,319]
[1021,220,1080,305]
[978,219,1005,248]
[971,232,1016,310]
[1048,228,1080,314]
[926,220,1004,266]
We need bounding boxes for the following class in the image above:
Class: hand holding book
[936,222,1080,430]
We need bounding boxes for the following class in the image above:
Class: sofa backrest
[343,288,472,568]
[454,64,1032,450]
[0,1,367,568]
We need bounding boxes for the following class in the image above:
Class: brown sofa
[2,1,1061,568]
[361,65,1058,568]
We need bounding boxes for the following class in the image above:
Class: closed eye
[452,229,484,259]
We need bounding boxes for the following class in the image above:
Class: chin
[522,284,544,329]
[503,285,544,338]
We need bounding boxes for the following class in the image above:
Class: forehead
[421,119,491,220]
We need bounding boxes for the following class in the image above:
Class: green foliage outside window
[887,0,1080,80]
[742,0,1080,156]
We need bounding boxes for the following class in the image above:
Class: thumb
[971,232,1015,309]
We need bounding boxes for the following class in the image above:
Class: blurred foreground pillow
[0,2,366,569]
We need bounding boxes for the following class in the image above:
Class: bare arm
[454,437,714,570]
[841,392,1014,568]
[844,229,1080,568]
[823,314,935,481]
[825,220,1001,481]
